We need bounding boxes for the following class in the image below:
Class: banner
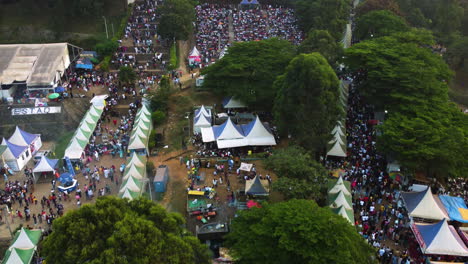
[11,107,61,116]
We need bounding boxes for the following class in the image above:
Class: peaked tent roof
[327,140,347,157]
[214,118,244,140]
[401,188,449,220]
[119,188,141,200]
[8,126,40,146]
[331,124,345,137]
[126,152,146,168]
[328,191,352,210]
[413,219,468,256]
[123,163,145,180]
[9,228,41,250]
[194,114,211,127]
[242,116,276,146]
[1,139,28,158]
[222,97,247,109]
[189,46,201,57]
[128,135,147,150]
[2,247,35,264]
[195,105,210,118]
[201,126,215,142]
[331,205,355,225]
[245,176,269,196]
[135,112,151,123]
[327,176,351,196]
[119,176,143,193]
[33,156,58,173]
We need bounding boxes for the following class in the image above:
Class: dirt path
[177,40,189,75]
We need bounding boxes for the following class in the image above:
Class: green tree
[95,40,119,58]
[344,32,451,112]
[445,36,468,72]
[41,197,210,264]
[378,104,468,178]
[158,0,195,40]
[266,146,328,200]
[152,110,167,126]
[226,199,375,264]
[356,0,401,16]
[298,29,344,67]
[274,53,341,151]
[149,76,172,112]
[201,38,296,111]
[355,10,409,40]
[118,66,137,85]
[294,0,350,40]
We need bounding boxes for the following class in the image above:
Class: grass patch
[167,119,187,152]
[169,42,179,70]
[50,131,75,160]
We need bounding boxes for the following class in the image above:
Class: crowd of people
[195,4,231,64]
[194,4,303,66]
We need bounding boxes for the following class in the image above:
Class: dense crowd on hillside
[194,4,303,64]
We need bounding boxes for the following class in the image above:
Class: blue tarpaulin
[439,195,468,223]
[55,86,65,93]
[76,57,93,70]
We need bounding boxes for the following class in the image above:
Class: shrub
[152,110,167,126]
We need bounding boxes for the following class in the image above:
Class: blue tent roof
[213,118,245,139]
[18,127,38,145]
[417,219,445,247]
[222,97,231,107]
[246,176,268,195]
[439,195,468,223]
[194,114,211,124]
[4,140,27,158]
[401,187,428,213]
[55,86,65,93]
[250,0,259,4]
[58,173,74,185]
[240,118,256,136]
[33,156,58,171]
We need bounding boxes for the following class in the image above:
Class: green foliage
[169,42,179,70]
[294,0,350,40]
[378,104,468,178]
[226,199,375,264]
[41,197,210,264]
[298,29,344,67]
[355,10,409,40]
[148,130,157,150]
[345,33,451,112]
[202,38,296,111]
[356,0,401,16]
[149,77,172,112]
[95,40,118,59]
[445,36,468,71]
[274,53,341,151]
[158,0,195,40]
[152,110,167,126]
[119,66,137,85]
[265,146,328,200]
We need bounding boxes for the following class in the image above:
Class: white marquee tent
[401,187,449,220]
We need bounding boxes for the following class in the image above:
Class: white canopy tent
[328,177,351,196]
[329,191,352,210]
[401,187,449,220]
[243,116,276,146]
[90,95,108,107]
[222,97,247,109]
[32,156,58,182]
[126,152,146,168]
[193,114,212,134]
[123,164,146,180]
[119,176,143,193]
[413,219,468,256]
[8,126,42,154]
[327,140,347,157]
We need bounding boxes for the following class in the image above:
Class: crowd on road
[195,4,303,65]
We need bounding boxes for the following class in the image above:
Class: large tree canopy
[356,0,401,16]
[298,29,344,67]
[445,36,468,72]
[41,197,210,264]
[344,32,451,112]
[294,0,350,41]
[355,10,409,41]
[226,199,375,264]
[378,103,468,178]
[265,146,328,200]
[274,52,341,151]
[158,0,195,40]
[201,38,296,110]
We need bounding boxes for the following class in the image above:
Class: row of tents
[327,176,354,225]
[118,105,153,200]
[193,105,212,134]
[201,116,276,149]
[127,105,153,155]
[1,126,42,171]
[401,187,468,257]
[326,81,349,158]
[64,105,104,160]
[2,228,41,264]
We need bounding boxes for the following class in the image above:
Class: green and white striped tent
[2,248,35,264]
